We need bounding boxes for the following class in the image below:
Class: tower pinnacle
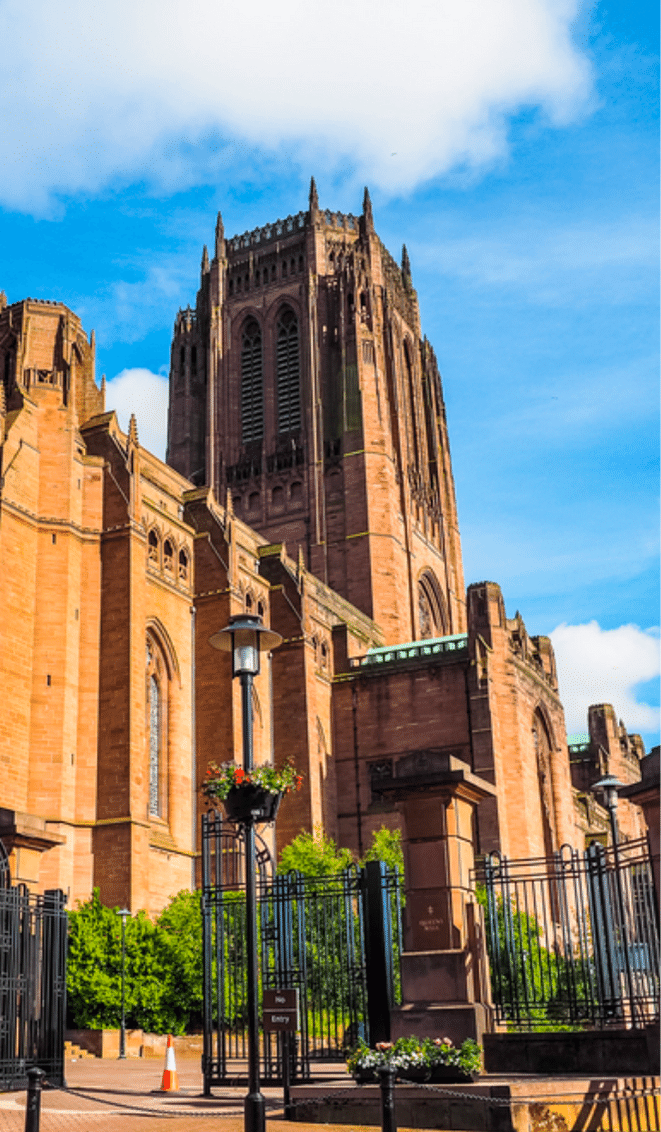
[362,186,374,232]
[309,177,319,215]
[215,212,225,260]
[401,244,412,287]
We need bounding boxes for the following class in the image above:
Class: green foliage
[346,1035,481,1075]
[278,824,404,878]
[475,883,591,1031]
[67,888,204,1035]
[277,828,354,876]
[360,826,404,875]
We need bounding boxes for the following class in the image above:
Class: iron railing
[0,847,67,1090]
[475,837,659,1031]
[200,812,402,1090]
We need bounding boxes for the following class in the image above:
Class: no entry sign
[262,989,299,1032]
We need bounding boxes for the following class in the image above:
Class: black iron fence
[201,811,402,1091]
[0,842,67,1090]
[475,836,659,1031]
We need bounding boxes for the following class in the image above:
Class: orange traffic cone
[160,1034,179,1092]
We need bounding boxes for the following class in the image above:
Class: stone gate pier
[378,750,496,1045]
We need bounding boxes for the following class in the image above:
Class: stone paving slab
[0,1057,399,1132]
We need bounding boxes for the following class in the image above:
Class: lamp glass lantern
[209,614,282,677]
[591,774,625,813]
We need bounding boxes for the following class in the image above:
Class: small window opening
[245,592,253,611]
[52,533,57,544]
[163,539,174,571]
[178,549,189,581]
[46,674,51,686]
[257,600,265,618]
[282,261,287,277]
[148,530,159,562]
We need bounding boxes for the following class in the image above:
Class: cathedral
[0,183,648,914]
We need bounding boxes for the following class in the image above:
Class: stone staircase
[64,1040,97,1061]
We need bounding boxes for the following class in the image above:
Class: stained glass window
[149,674,161,816]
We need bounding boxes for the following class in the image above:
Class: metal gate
[201,812,402,1090]
[475,836,659,1030]
[0,840,67,1090]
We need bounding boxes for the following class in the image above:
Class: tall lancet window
[146,634,168,820]
[241,319,264,444]
[276,309,301,433]
[149,675,161,816]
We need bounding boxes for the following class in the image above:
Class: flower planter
[223,786,282,824]
[429,1064,475,1084]
[352,1068,378,1084]
[397,1066,431,1083]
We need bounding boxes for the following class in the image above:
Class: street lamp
[117,908,130,1059]
[591,774,636,1021]
[209,614,282,1132]
[591,774,626,847]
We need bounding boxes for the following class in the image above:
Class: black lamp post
[117,907,130,1059]
[209,614,282,1132]
[591,774,637,1023]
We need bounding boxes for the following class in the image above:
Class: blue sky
[1,0,658,746]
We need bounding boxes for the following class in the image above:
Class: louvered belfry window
[276,309,301,433]
[241,319,264,444]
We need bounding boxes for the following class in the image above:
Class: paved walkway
[0,1057,386,1132]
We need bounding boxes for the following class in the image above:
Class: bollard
[25,1067,45,1132]
[379,1066,397,1132]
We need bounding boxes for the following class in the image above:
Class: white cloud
[75,260,195,347]
[0,0,592,211]
[550,621,660,737]
[106,368,169,460]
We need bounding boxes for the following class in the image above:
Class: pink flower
[376,1042,393,1052]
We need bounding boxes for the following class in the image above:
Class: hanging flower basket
[223,784,283,824]
[202,759,303,824]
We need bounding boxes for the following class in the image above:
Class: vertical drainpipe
[191,604,197,890]
[352,682,363,857]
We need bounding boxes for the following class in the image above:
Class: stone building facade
[167,181,465,647]
[0,190,648,914]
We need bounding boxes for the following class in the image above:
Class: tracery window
[276,309,301,433]
[163,539,174,572]
[241,319,264,444]
[148,529,159,563]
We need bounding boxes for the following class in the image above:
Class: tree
[277,828,354,876]
[360,826,404,875]
[67,888,204,1034]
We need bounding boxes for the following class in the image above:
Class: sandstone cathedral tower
[167,181,465,645]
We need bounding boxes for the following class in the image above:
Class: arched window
[403,339,420,469]
[163,539,174,572]
[532,711,556,858]
[178,549,189,581]
[417,570,448,639]
[146,632,173,821]
[148,529,159,563]
[276,309,301,433]
[241,319,264,444]
[149,674,161,816]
